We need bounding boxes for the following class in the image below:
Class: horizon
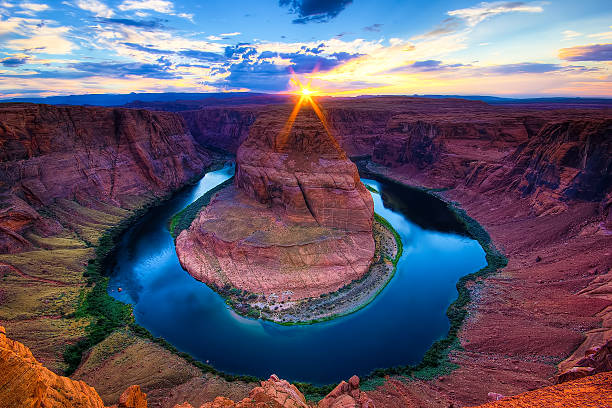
[0,0,611,98]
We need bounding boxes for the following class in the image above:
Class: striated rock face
[181,108,256,154]
[176,105,375,300]
[235,107,373,232]
[0,103,209,253]
[508,119,612,209]
[173,375,309,408]
[0,325,146,408]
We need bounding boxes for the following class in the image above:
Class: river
[108,164,486,384]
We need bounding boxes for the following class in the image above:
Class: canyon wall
[0,103,210,253]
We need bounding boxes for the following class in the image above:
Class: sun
[300,87,314,97]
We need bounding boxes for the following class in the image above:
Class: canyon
[176,104,377,308]
[0,96,610,407]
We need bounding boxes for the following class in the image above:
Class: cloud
[413,2,543,40]
[118,0,173,13]
[69,61,176,79]
[562,30,581,40]
[363,23,383,32]
[385,59,466,74]
[448,1,543,27]
[485,62,563,74]
[75,0,113,18]
[220,32,240,37]
[97,17,167,29]
[279,0,353,24]
[0,55,29,66]
[177,50,226,62]
[558,43,612,61]
[413,17,463,39]
[6,25,75,54]
[20,3,49,12]
[588,27,612,41]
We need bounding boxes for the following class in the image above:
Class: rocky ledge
[176,104,376,316]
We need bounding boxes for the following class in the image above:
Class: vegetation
[169,177,234,238]
[62,169,212,375]
[60,162,506,399]
[357,191,508,383]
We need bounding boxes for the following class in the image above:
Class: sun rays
[277,75,343,155]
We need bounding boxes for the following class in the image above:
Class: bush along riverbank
[63,163,225,375]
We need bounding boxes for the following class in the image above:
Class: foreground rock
[472,371,612,407]
[173,374,373,408]
[0,325,146,408]
[176,105,375,301]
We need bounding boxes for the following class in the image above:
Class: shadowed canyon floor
[0,97,611,407]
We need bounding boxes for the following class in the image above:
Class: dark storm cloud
[363,23,383,32]
[559,43,612,61]
[97,18,167,29]
[1,56,28,67]
[279,0,353,24]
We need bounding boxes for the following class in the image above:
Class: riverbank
[168,178,402,325]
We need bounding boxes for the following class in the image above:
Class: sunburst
[278,75,341,154]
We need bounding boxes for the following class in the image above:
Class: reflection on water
[109,164,486,384]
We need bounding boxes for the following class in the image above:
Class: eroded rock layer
[0,325,147,408]
[176,105,374,300]
[0,103,209,253]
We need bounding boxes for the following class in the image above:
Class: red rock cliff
[0,103,209,253]
[176,104,375,300]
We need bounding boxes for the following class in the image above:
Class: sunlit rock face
[176,104,375,300]
[235,106,374,232]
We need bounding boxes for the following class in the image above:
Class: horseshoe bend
[175,105,383,321]
[0,94,611,408]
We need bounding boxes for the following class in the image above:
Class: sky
[0,0,611,98]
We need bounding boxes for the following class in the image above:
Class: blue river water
[108,164,486,384]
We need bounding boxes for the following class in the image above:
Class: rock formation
[0,325,147,408]
[472,371,612,407]
[0,103,209,253]
[176,105,375,300]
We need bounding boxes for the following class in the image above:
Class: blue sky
[0,0,610,98]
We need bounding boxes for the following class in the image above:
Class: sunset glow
[0,1,610,99]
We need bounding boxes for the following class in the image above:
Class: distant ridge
[1,91,610,108]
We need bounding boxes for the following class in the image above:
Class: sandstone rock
[0,103,209,254]
[555,338,612,383]
[318,376,373,408]
[0,325,146,408]
[176,105,375,300]
[116,385,147,408]
[473,371,612,407]
[235,106,373,232]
